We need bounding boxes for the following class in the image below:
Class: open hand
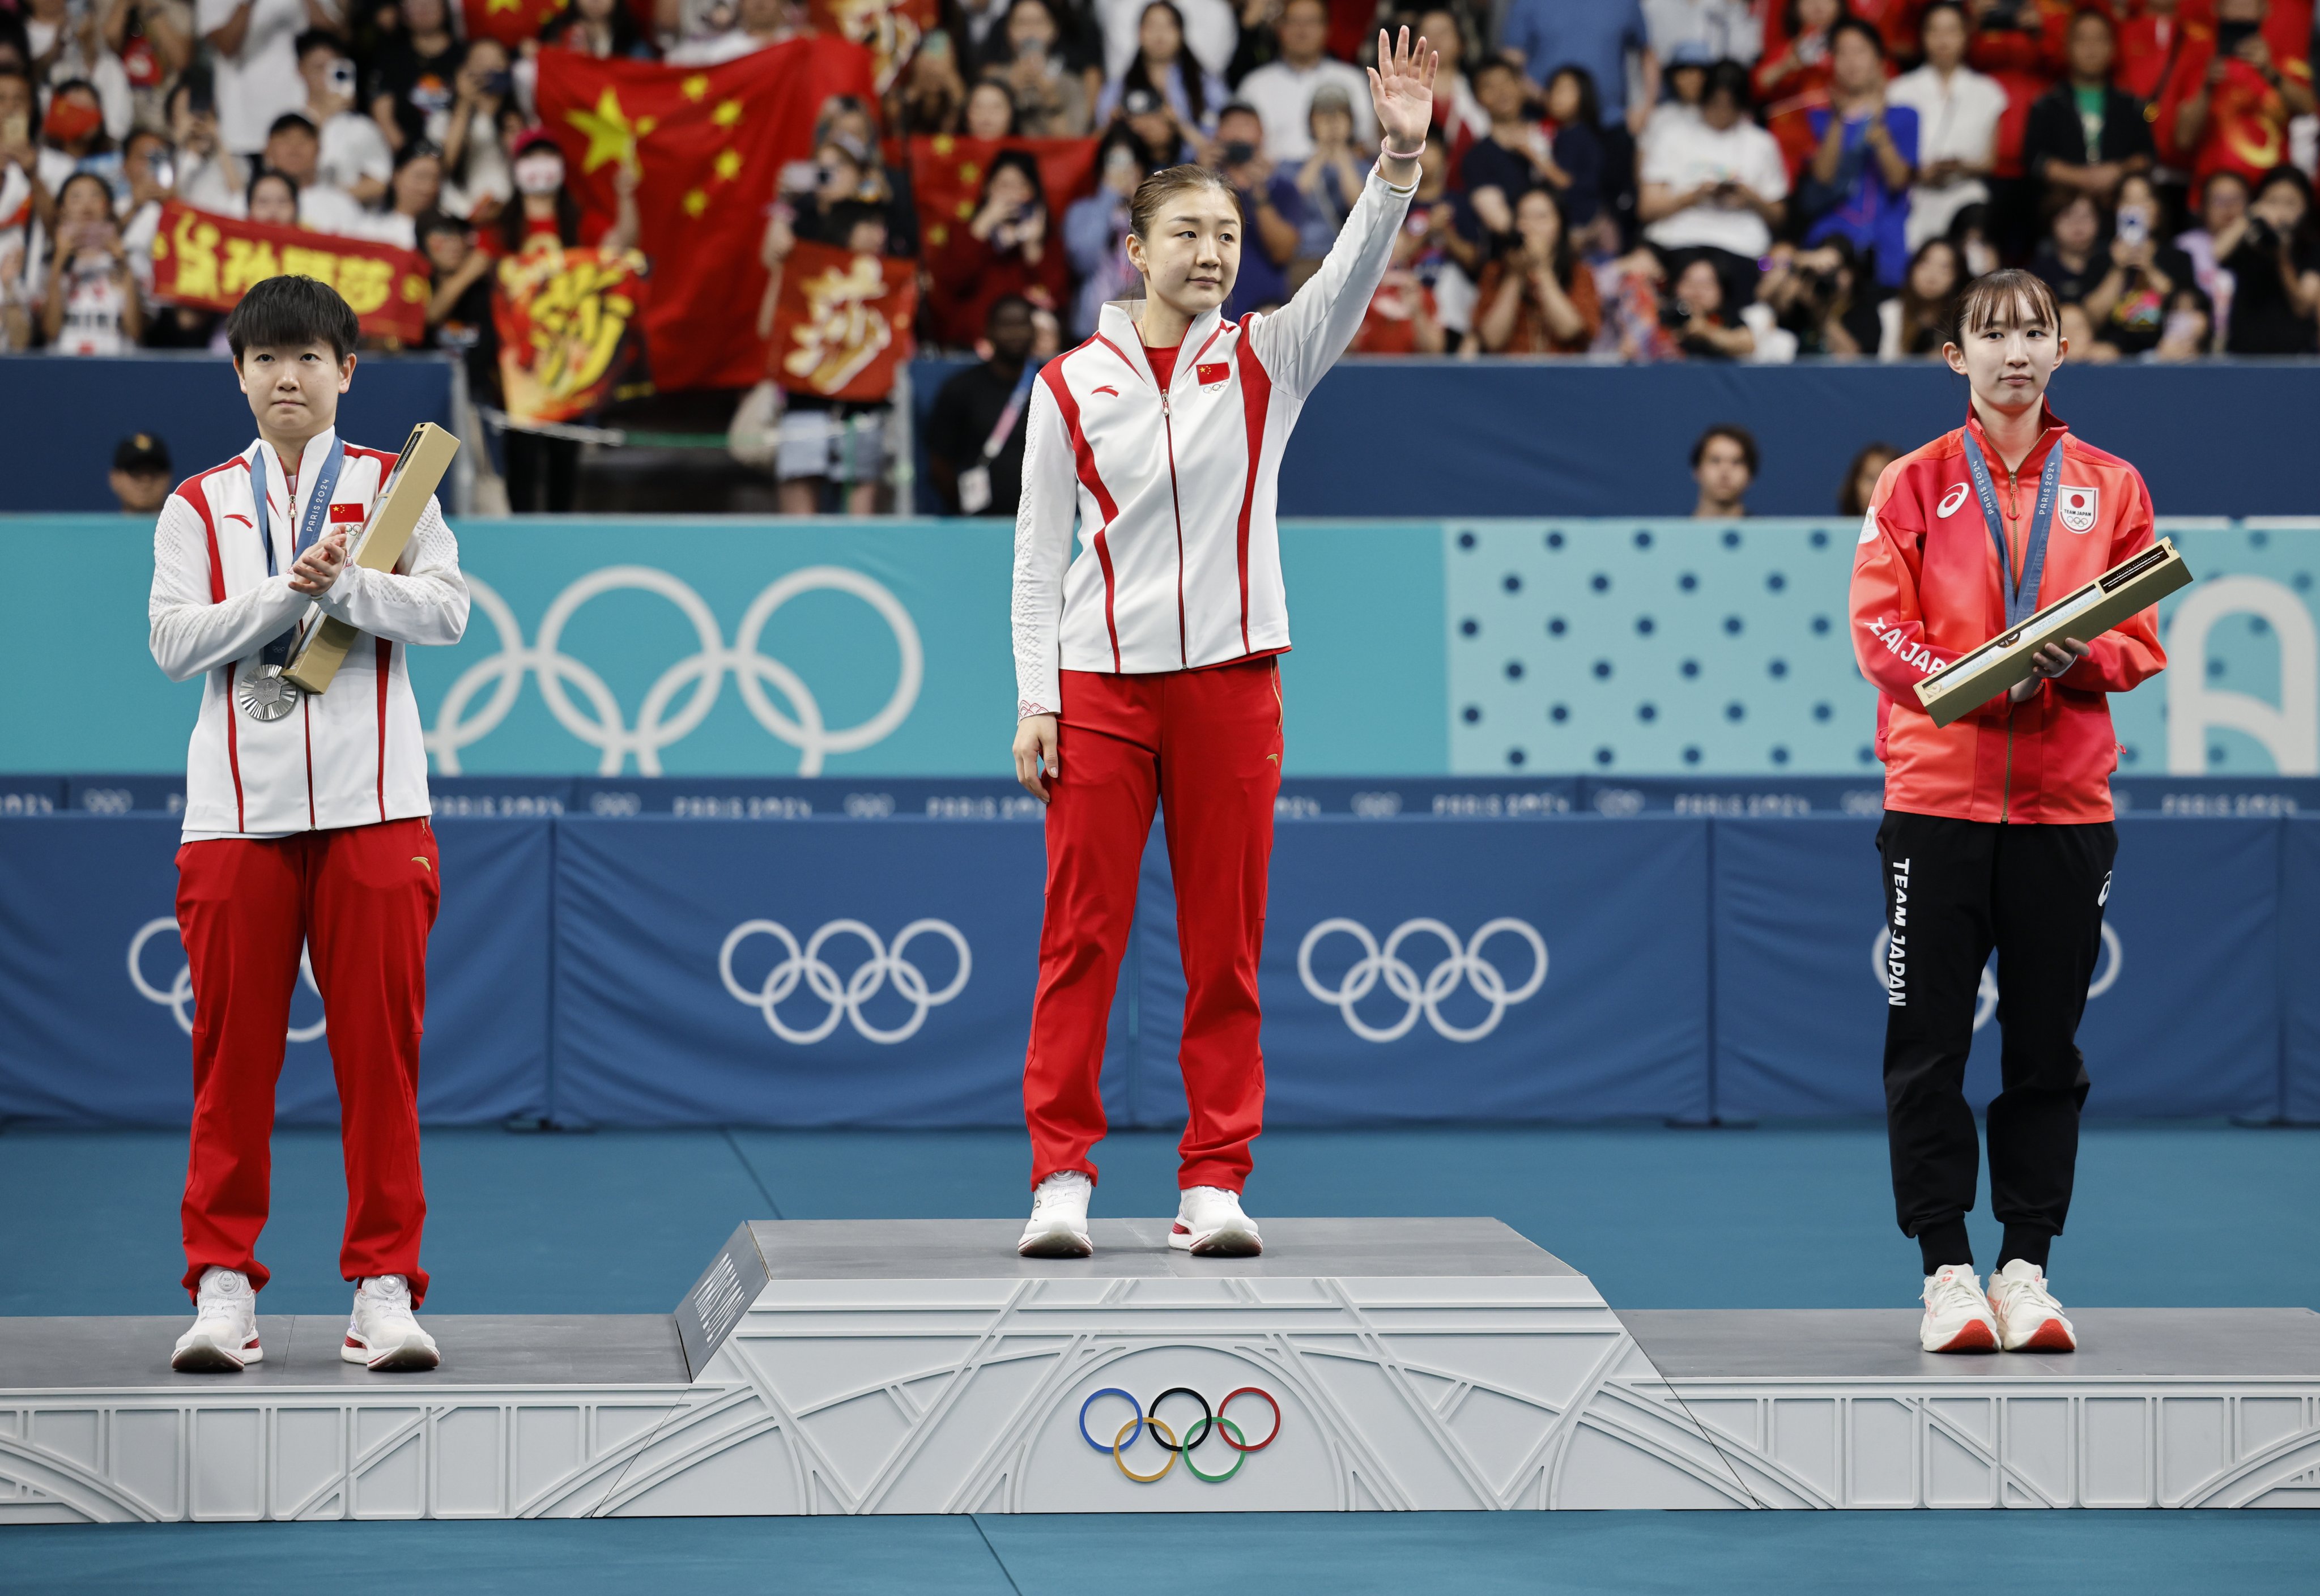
[1368,27,1439,152]
[1013,713,1059,801]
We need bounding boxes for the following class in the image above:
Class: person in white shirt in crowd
[199,0,337,156]
[1638,59,1786,309]
[117,125,174,296]
[2176,169,2247,347]
[24,0,138,140]
[37,78,117,193]
[40,169,142,350]
[0,66,55,258]
[1097,1,1229,134]
[1292,82,1369,252]
[1641,0,1760,67]
[152,274,465,1378]
[244,163,299,224]
[1884,0,2001,252]
[1097,0,1235,87]
[1638,40,1709,153]
[162,74,249,212]
[1237,0,1372,162]
[665,0,800,66]
[440,36,513,221]
[365,140,444,249]
[1063,122,1149,338]
[251,111,372,233]
[296,29,389,205]
[104,0,197,134]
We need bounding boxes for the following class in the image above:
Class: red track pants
[176,818,440,1304]
[1024,659,1282,1193]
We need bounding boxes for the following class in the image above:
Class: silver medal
[237,664,303,722]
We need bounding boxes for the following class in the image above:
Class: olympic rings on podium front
[1077,1385,1283,1482]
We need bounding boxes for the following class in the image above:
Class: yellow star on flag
[955,199,973,220]
[959,161,980,184]
[566,88,642,173]
[682,74,710,101]
[683,188,709,217]
[713,99,742,128]
[487,0,523,12]
[714,148,743,181]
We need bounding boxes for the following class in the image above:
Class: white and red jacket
[149,427,469,840]
[1011,165,1416,717]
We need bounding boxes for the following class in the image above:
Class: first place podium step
[2,1219,2317,1520]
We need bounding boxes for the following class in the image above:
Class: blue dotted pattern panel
[1446,520,2320,776]
[1446,520,1877,775]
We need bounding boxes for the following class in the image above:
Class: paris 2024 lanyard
[235,438,345,722]
[1959,429,2061,631]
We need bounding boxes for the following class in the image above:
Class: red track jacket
[1849,406,2166,824]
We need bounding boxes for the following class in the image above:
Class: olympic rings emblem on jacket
[720,918,972,1044]
[129,917,327,1043]
[1297,917,1548,1042]
[424,566,923,776]
[1078,1387,1282,1483]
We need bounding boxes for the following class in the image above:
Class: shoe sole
[2005,1319,2077,1354]
[1173,1225,1262,1257]
[1922,1318,1999,1354]
[1016,1228,1093,1259]
[171,1338,258,1373]
[343,1339,441,1371]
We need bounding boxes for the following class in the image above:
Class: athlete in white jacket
[1011,29,1436,1259]
[155,276,466,1374]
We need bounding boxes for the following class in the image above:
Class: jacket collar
[1095,299,1225,387]
[1963,402,2066,479]
[249,426,341,520]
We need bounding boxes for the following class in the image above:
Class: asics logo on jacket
[1011,168,1416,718]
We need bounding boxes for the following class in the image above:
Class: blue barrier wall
[0,353,456,513]
[911,357,2320,518]
[3,811,2314,1128]
[10,514,2315,776]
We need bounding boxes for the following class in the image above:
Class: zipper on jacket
[1999,466,2019,823]
[1161,389,1187,666]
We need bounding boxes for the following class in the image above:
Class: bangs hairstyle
[1128,164,1242,241]
[225,274,361,363]
[1949,268,2059,347]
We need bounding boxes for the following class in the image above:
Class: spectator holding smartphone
[368,0,461,152]
[997,0,1096,137]
[296,30,390,204]
[2023,8,2153,208]
[1461,58,1568,217]
[930,148,1052,346]
[2217,164,2320,354]
[199,0,333,157]
[40,170,142,351]
[2082,172,2196,357]
[1638,59,1786,309]
[1474,185,1602,352]
[106,0,197,137]
[1800,18,1917,291]
[1887,2,2003,251]
[1064,124,1151,338]
[2175,169,2248,336]
[1292,83,1368,247]
[1210,101,1305,314]
[2157,0,2315,190]
[1097,2,1228,135]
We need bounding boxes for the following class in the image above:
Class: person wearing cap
[112,433,173,513]
[1119,85,1195,165]
[1236,0,1374,163]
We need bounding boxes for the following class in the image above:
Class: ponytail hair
[1127,163,1240,241]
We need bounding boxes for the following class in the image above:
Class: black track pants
[1876,811,2115,1245]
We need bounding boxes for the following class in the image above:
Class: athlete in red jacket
[1849,268,2166,1357]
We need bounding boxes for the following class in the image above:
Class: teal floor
[3,1122,2317,1590]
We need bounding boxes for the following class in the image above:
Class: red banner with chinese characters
[806,0,937,95]
[493,240,653,426]
[909,133,1096,341]
[534,36,878,390]
[767,239,917,402]
[148,201,431,344]
[462,0,658,49]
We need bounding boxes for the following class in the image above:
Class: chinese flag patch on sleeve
[1197,362,1229,386]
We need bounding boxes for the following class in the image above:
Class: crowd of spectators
[4,0,2318,367]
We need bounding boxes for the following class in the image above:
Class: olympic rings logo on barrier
[1078,1388,1282,1483]
[424,566,923,776]
[1870,923,2119,1032]
[1297,917,1548,1042]
[129,917,326,1043]
[720,918,971,1044]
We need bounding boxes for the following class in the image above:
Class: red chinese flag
[767,239,918,401]
[908,134,1097,343]
[462,0,657,49]
[805,0,938,94]
[535,36,878,390]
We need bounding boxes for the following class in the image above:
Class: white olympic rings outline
[1871,923,2121,1032]
[425,566,923,776]
[1297,917,1548,1042]
[129,917,327,1042]
[720,918,972,1044]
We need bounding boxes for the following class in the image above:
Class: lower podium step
[1,1220,2314,1520]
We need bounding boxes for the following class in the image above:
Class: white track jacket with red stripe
[1011,165,1416,717]
[149,427,469,839]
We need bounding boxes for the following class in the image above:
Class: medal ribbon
[1959,429,2062,629]
[251,438,346,668]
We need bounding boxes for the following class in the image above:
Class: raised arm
[1245,27,1431,397]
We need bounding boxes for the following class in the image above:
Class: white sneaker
[171,1266,263,1372]
[1170,1186,1262,1256]
[1018,1171,1094,1258]
[1987,1259,2078,1352]
[1919,1263,2000,1354]
[342,1274,440,1371]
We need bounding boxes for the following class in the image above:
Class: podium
[2,1219,2316,1520]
